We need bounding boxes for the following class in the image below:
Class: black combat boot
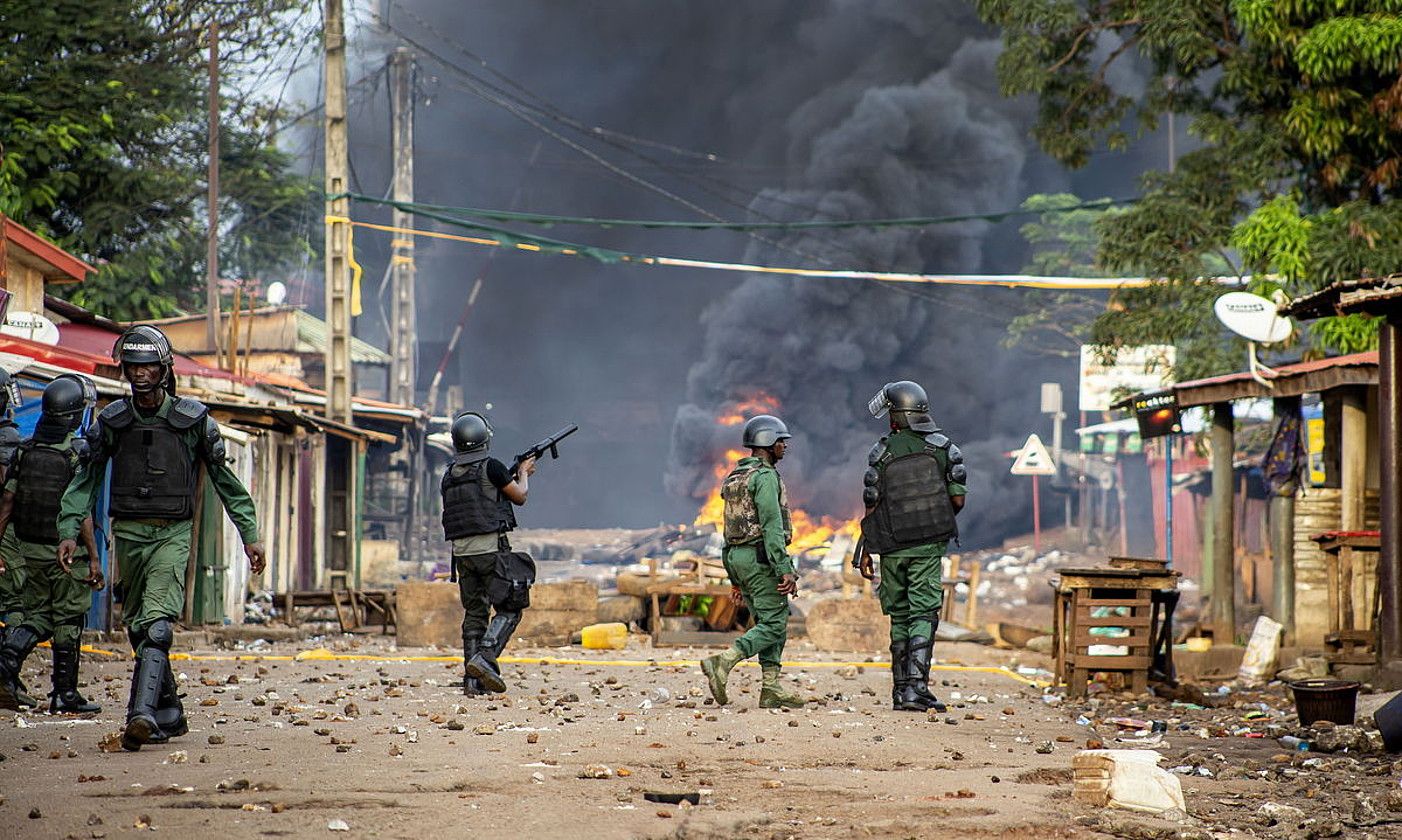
[911,622,946,711]
[0,625,42,711]
[462,634,484,696]
[904,636,945,713]
[155,663,187,737]
[889,640,910,710]
[122,621,174,751]
[465,611,520,694]
[49,644,101,714]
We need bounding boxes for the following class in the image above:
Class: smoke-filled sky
[314,1,1175,545]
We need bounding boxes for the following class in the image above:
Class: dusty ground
[1,635,1401,840]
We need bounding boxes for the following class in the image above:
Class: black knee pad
[145,619,174,653]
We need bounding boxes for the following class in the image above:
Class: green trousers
[455,552,496,638]
[0,531,26,627]
[878,545,945,642]
[14,539,91,646]
[115,520,192,648]
[723,545,789,668]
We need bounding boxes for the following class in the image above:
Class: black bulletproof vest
[109,421,196,520]
[13,442,76,544]
[860,447,958,554]
[441,461,514,540]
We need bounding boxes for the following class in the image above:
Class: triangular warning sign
[1010,433,1057,476]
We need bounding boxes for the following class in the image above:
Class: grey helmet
[868,380,940,433]
[113,324,177,395]
[0,368,19,415]
[742,414,791,449]
[450,411,492,464]
[42,374,97,431]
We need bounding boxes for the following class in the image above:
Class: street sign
[1010,433,1057,476]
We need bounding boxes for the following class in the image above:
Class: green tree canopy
[979,0,1402,379]
[0,0,318,320]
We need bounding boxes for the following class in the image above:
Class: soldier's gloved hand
[57,539,78,573]
[776,573,798,597]
[84,559,105,591]
[858,551,875,581]
[245,542,267,575]
[729,585,742,606]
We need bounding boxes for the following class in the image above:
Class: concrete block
[515,608,596,647]
[395,582,463,648]
[530,580,598,611]
[804,597,890,653]
[598,594,647,626]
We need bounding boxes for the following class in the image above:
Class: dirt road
[0,637,1095,839]
[4,637,1400,839]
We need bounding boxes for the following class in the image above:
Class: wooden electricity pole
[206,19,223,368]
[324,0,352,425]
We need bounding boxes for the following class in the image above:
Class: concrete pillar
[1340,387,1368,532]
[1211,402,1236,641]
[1269,396,1300,643]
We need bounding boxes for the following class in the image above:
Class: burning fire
[693,401,861,556]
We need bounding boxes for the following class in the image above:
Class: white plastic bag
[1238,616,1284,685]
[1072,750,1186,814]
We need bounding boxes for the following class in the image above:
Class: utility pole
[324,0,352,425]
[323,0,355,590]
[206,19,223,369]
[389,47,416,407]
[388,46,418,561]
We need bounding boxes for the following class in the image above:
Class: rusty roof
[1118,351,1377,408]
[1282,276,1402,319]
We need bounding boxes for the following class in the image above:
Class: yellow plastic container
[580,622,629,650]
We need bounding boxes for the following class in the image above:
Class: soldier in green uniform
[0,369,31,706]
[700,415,805,709]
[56,325,265,750]
[0,374,105,713]
[858,381,966,713]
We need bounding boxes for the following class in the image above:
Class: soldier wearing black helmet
[56,325,265,750]
[0,374,104,713]
[858,381,966,713]
[441,411,537,695]
[699,414,806,709]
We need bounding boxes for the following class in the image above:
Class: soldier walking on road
[0,370,31,706]
[57,326,265,750]
[0,375,104,713]
[444,411,538,695]
[858,381,966,713]
[700,415,805,709]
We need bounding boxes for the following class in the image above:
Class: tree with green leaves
[979,0,1402,379]
[0,0,318,320]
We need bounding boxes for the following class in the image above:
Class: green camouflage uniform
[722,456,795,669]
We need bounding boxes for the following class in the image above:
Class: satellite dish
[0,311,60,345]
[266,281,288,306]
[1214,292,1292,344]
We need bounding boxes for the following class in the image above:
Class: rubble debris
[1071,750,1185,814]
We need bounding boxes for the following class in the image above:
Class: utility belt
[117,517,185,528]
[450,533,510,582]
[731,539,772,566]
[449,537,536,611]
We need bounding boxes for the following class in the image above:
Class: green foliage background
[0,0,319,320]
[981,0,1402,379]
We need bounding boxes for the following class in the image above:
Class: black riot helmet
[450,411,493,464]
[741,414,792,449]
[42,374,96,430]
[0,368,19,416]
[868,380,940,434]
[112,324,176,395]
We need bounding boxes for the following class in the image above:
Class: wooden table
[1312,530,1381,664]
[1052,566,1181,697]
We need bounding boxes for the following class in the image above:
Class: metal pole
[1378,317,1402,663]
[1211,402,1236,642]
[323,0,352,425]
[1164,436,1174,566]
[206,19,223,368]
[1032,475,1041,555]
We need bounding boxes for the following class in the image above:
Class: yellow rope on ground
[79,645,1045,687]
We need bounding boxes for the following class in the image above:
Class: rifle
[510,424,579,477]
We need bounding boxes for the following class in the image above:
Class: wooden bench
[281,589,397,634]
[1053,566,1180,697]
[1312,530,1381,664]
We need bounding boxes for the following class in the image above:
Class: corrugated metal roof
[293,310,391,365]
[1154,352,1377,408]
